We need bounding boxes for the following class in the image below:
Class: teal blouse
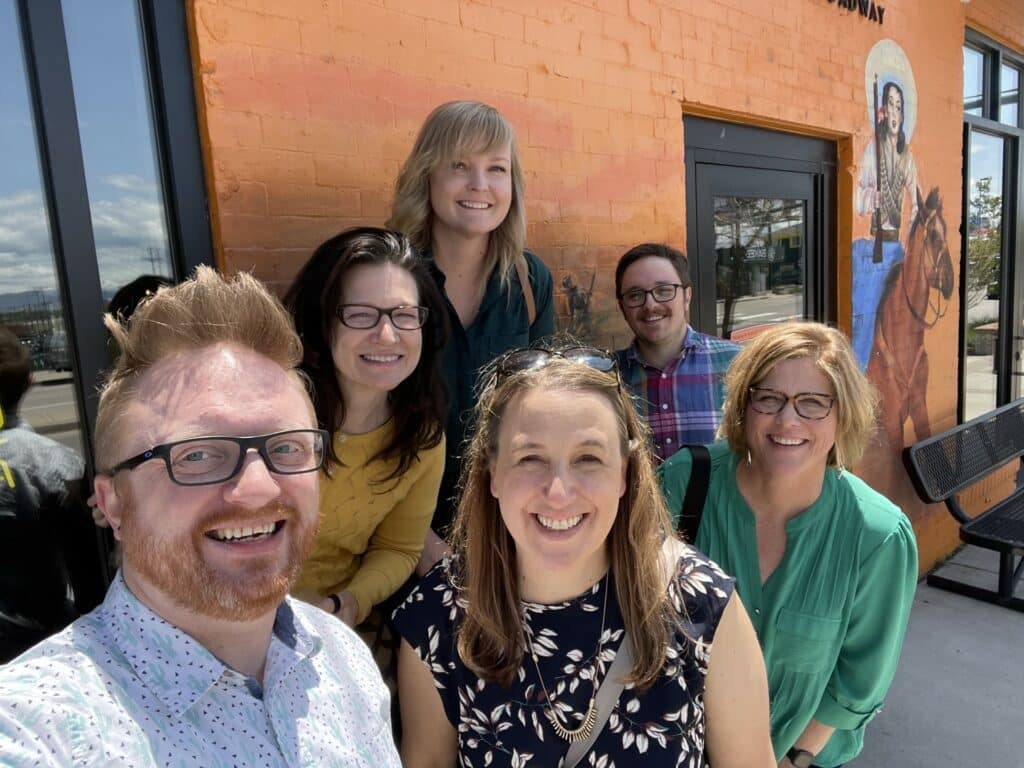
[660,442,917,767]
[425,249,554,533]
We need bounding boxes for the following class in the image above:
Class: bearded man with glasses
[0,267,400,767]
[614,243,739,460]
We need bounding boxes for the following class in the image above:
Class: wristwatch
[786,747,816,768]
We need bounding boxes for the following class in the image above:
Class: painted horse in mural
[867,186,954,456]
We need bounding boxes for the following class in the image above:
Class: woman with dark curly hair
[285,227,448,627]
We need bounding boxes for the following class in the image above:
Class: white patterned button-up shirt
[0,573,400,767]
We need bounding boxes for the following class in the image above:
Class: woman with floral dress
[392,345,774,767]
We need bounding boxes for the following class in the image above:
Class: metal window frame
[966,29,1024,128]
[960,30,1024,422]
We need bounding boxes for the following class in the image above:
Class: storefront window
[61,0,174,296]
[0,0,85,455]
[964,46,984,116]
[999,64,1020,127]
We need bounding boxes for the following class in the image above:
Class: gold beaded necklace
[523,575,609,743]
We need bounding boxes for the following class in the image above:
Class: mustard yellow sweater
[294,421,445,623]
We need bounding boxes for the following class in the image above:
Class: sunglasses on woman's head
[495,347,617,380]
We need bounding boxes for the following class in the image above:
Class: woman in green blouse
[660,321,917,768]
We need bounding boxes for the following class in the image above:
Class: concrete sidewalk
[849,545,1023,767]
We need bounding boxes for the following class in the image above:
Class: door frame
[683,116,837,333]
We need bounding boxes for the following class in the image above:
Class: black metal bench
[904,398,1024,611]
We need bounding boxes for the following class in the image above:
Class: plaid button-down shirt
[616,326,739,461]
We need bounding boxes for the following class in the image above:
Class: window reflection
[964,132,1004,420]
[713,197,805,341]
[61,0,173,297]
[0,0,85,455]
[999,64,1019,127]
[964,47,984,116]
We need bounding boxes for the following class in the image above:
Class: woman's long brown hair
[449,358,674,690]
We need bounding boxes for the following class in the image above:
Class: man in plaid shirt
[614,244,739,461]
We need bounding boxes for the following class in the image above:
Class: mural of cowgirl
[852,39,919,370]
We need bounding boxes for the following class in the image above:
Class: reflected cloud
[102,174,155,193]
[0,188,171,301]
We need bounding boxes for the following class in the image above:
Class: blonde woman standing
[389,100,554,570]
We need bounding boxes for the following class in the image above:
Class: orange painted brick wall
[189,0,1011,571]
[967,0,1024,52]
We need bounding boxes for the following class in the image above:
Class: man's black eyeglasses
[108,429,329,487]
[748,387,835,420]
[336,304,429,330]
[618,283,685,308]
[495,346,617,379]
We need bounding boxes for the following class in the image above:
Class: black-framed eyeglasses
[618,283,685,308]
[495,346,618,380]
[336,304,429,330]
[108,429,329,486]
[748,387,835,420]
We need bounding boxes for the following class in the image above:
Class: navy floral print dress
[392,547,734,768]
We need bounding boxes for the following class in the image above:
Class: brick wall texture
[190,0,1023,571]
[967,0,1024,52]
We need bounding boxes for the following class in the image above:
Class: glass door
[692,164,820,340]
[2,0,214,616]
[961,34,1024,420]
[963,130,1005,419]
[684,117,835,340]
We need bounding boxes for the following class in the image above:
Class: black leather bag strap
[677,445,711,544]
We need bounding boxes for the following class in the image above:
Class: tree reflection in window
[713,197,805,339]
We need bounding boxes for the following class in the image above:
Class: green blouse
[660,442,917,767]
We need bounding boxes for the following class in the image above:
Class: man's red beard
[117,484,319,622]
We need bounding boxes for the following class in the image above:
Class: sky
[0,0,171,305]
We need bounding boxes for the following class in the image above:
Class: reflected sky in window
[0,0,60,305]
[0,0,172,307]
[62,0,173,291]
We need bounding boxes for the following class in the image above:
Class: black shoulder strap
[677,445,711,544]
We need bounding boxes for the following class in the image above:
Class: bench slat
[961,492,1024,550]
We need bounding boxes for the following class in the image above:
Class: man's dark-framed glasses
[748,387,835,420]
[109,429,329,486]
[336,304,429,330]
[496,346,617,379]
[618,283,685,308]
